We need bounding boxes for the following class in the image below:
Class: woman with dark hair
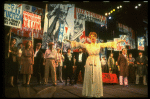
[8,38,18,87]
[20,41,34,87]
[64,48,74,85]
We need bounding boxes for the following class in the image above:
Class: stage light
[123,1,130,2]
[135,6,138,9]
[143,1,148,2]
[105,13,108,16]
[117,6,119,9]
[108,12,110,15]
[138,4,141,6]
[103,1,109,2]
[113,9,115,11]
[120,5,122,8]
[111,10,113,13]
[109,16,111,19]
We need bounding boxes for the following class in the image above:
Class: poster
[22,11,41,30]
[73,7,107,42]
[23,4,45,21]
[4,4,23,28]
[129,38,136,49]
[42,4,74,50]
[11,27,43,39]
[119,35,130,45]
[114,38,125,51]
[138,37,145,51]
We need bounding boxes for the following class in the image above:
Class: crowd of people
[6,35,148,97]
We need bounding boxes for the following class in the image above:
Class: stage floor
[4,77,148,98]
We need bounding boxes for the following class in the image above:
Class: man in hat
[117,48,129,87]
[135,51,147,85]
[34,43,43,85]
[44,42,57,86]
[56,47,64,83]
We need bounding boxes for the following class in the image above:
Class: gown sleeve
[99,41,117,49]
[70,41,87,49]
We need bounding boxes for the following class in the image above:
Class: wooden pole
[8,27,12,58]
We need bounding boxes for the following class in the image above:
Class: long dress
[71,41,117,97]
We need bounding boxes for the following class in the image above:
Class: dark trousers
[34,64,42,83]
[74,62,85,84]
[65,68,73,85]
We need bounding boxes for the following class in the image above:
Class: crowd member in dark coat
[8,38,18,87]
[135,51,147,85]
[117,48,128,87]
[73,47,87,84]
[33,43,43,85]
[64,48,74,85]
[128,53,136,84]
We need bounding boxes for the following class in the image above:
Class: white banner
[4,4,22,28]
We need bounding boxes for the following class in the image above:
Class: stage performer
[64,32,125,98]
[117,48,129,87]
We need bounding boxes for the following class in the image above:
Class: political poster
[138,37,145,51]
[22,4,45,21]
[11,27,43,39]
[73,7,107,42]
[22,11,41,30]
[114,38,125,51]
[119,35,130,46]
[4,4,23,28]
[42,4,74,50]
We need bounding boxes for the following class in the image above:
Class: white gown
[71,41,117,97]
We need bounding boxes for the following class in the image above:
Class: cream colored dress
[71,41,117,97]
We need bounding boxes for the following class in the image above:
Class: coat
[64,53,74,76]
[117,54,128,77]
[75,53,87,67]
[135,55,147,76]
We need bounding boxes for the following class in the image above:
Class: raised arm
[64,39,87,49]
[99,40,125,48]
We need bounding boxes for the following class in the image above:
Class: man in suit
[74,47,87,85]
[34,43,43,85]
[135,51,147,85]
[117,48,129,87]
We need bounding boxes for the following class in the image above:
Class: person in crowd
[128,53,136,84]
[43,42,57,86]
[101,56,108,73]
[108,53,115,74]
[20,41,34,87]
[17,43,23,83]
[117,48,129,87]
[8,38,18,87]
[56,47,64,83]
[33,43,43,85]
[64,48,74,85]
[135,51,147,85]
[65,32,125,97]
[73,47,87,85]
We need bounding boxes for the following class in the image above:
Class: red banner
[102,73,118,83]
[11,27,43,39]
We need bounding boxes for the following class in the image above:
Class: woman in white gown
[65,32,124,98]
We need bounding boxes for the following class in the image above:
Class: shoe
[26,84,30,87]
[38,82,42,85]
[124,85,128,88]
[60,81,63,83]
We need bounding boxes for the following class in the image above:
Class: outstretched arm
[64,39,87,49]
[99,40,125,48]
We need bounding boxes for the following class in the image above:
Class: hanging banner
[22,4,45,21]
[114,38,125,51]
[22,11,41,30]
[4,4,23,28]
[11,27,43,39]
[138,37,145,51]
[102,73,118,83]
[42,4,74,49]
